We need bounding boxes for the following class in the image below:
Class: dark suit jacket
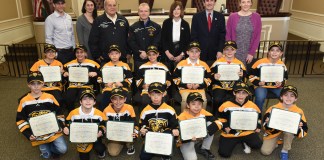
[191,10,226,61]
[161,18,191,57]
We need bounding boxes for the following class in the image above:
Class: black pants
[96,90,132,111]
[139,145,171,160]
[56,48,75,65]
[212,89,233,117]
[134,92,170,113]
[45,90,63,107]
[218,133,262,158]
[64,88,86,112]
[79,138,106,160]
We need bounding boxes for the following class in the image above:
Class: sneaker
[197,148,216,160]
[127,145,135,155]
[242,142,251,154]
[98,151,106,159]
[280,152,289,160]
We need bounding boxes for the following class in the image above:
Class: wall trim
[0,22,34,44]
[290,16,324,27]
[289,18,324,40]
[290,0,324,17]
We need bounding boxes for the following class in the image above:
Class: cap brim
[110,93,125,99]
[109,49,121,53]
[234,89,251,95]
[80,93,96,100]
[223,46,237,50]
[149,89,164,93]
[28,80,44,84]
[45,48,56,53]
[189,47,201,51]
[146,50,159,54]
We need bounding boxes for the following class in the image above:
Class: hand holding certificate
[179,118,207,141]
[29,112,59,137]
[39,66,62,82]
[70,123,98,143]
[144,70,166,84]
[260,66,284,82]
[181,66,204,84]
[68,67,89,83]
[106,121,134,142]
[144,132,173,156]
[217,64,240,81]
[268,108,301,134]
[102,66,124,83]
[230,111,258,131]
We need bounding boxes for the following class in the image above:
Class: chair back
[257,0,282,15]
[226,0,240,13]
[193,0,205,12]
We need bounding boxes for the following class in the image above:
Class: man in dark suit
[191,0,226,66]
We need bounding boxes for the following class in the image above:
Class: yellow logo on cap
[32,72,38,77]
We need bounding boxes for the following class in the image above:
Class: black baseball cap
[53,0,65,4]
[280,85,298,98]
[188,41,201,51]
[44,43,57,53]
[223,40,237,50]
[74,44,87,53]
[268,42,283,51]
[108,44,121,53]
[233,82,251,95]
[186,92,204,103]
[146,45,159,54]
[27,71,44,83]
[148,82,166,93]
[80,89,96,100]
[110,87,127,99]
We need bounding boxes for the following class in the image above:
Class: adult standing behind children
[191,0,226,66]
[76,0,98,59]
[45,0,75,65]
[89,0,130,64]
[226,0,261,66]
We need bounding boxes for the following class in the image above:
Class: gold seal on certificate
[268,108,301,134]
[39,66,62,82]
[179,117,207,141]
[106,121,134,142]
[29,112,59,137]
[260,65,284,82]
[144,70,166,84]
[230,111,258,131]
[181,66,204,84]
[144,132,173,156]
[102,66,124,83]
[70,122,98,143]
[217,64,240,81]
[68,67,89,83]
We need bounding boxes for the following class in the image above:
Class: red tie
[208,13,212,32]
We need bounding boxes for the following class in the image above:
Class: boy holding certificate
[102,87,138,156]
[249,42,288,111]
[30,43,64,107]
[178,92,222,160]
[218,82,262,158]
[134,45,172,111]
[97,45,133,111]
[63,45,100,112]
[139,82,179,160]
[261,85,308,160]
[210,41,247,116]
[63,89,107,160]
[173,41,211,111]
[16,72,67,159]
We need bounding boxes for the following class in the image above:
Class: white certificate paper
[144,132,173,156]
[102,66,124,83]
[218,64,240,81]
[68,67,89,83]
[106,121,134,142]
[144,70,166,84]
[268,108,301,134]
[29,112,59,137]
[230,111,258,130]
[260,65,284,82]
[70,123,98,143]
[181,66,204,84]
[179,118,207,141]
[39,66,61,82]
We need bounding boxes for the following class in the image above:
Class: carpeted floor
[1,77,323,160]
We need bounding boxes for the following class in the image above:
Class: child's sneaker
[98,151,106,159]
[127,145,135,155]
[280,152,289,160]
[242,142,251,154]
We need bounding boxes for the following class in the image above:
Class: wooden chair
[226,0,240,13]
[257,0,282,15]
[193,0,205,12]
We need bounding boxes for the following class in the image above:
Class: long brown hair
[81,0,98,19]
[169,1,184,19]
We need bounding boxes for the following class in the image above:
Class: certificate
[106,121,134,142]
[144,132,173,156]
[230,111,258,130]
[29,112,59,137]
[268,108,301,134]
[102,66,124,83]
[217,64,240,81]
[70,122,98,143]
[68,67,89,83]
[181,66,204,84]
[39,66,61,82]
[260,65,284,82]
[144,70,166,84]
[179,117,207,141]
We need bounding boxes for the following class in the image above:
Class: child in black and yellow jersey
[261,85,308,160]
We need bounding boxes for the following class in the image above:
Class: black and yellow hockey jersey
[263,103,308,140]
[218,99,262,138]
[210,57,247,90]
[16,92,64,146]
[65,107,107,153]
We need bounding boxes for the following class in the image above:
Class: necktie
[208,13,212,32]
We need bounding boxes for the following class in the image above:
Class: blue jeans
[254,87,281,111]
[39,136,67,159]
